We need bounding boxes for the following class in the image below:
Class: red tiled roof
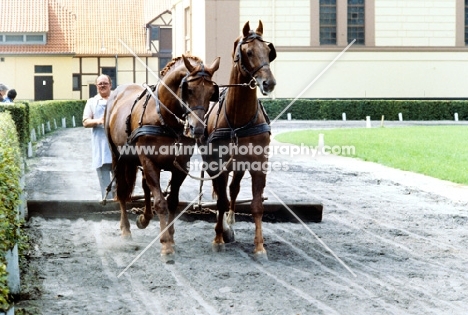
[0,0,49,32]
[0,0,171,56]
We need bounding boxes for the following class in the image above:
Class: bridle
[136,63,218,129]
[223,32,276,89]
[179,63,219,118]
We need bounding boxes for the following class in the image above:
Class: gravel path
[18,121,468,315]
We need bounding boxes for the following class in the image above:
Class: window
[0,33,46,44]
[150,25,160,41]
[465,0,468,45]
[159,57,172,75]
[320,0,337,45]
[348,0,365,44]
[313,0,373,47]
[185,7,191,53]
[146,10,172,54]
[5,35,23,43]
[160,28,172,53]
[72,74,81,91]
[101,67,116,89]
[26,34,45,43]
[35,65,52,73]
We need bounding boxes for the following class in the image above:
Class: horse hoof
[136,214,149,229]
[253,250,268,262]
[212,243,226,252]
[161,253,175,264]
[121,231,132,240]
[222,228,235,243]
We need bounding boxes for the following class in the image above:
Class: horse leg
[115,159,137,239]
[213,173,231,251]
[164,170,187,248]
[227,171,245,225]
[250,170,267,259]
[136,173,153,229]
[140,165,174,257]
[119,200,131,238]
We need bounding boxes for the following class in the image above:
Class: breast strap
[127,125,178,145]
[206,122,271,144]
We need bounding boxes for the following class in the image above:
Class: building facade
[0,0,172,101]
[2,0,467,100]
[172,0,468,99]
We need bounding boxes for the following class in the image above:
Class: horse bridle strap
[234,33,271,80]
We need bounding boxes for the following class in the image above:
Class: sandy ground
[18,121,468,315]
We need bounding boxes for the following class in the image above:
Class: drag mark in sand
[234,248,341,315]
[164,264,221,315]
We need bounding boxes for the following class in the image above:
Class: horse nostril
[263,79,276,92]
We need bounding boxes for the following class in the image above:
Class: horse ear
[208,57,220,73]
[182,54,195,73]
[242,21,250,38]
[256,20,263,36]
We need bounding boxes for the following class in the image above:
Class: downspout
[115,54,118,87]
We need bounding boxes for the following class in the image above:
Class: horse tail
[114,156,138,202]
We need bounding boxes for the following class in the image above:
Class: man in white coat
[82,74,115,200]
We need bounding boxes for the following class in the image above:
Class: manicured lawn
[274,126,468,185]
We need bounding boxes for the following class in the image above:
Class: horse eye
[246,50,253,57]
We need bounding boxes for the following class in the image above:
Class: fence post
[30,128,36,142]
[287,113,292,121]
[27,142,33,158]
[454,113,459,121]
[318,133,324,151]
[398,113,403,121]
[62,117,66,128]
[342,113,346,121]
[366,116,371,128]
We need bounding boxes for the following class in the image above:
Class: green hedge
[0,103,29,152]
[29,100,86,140]
[0,100,86,151]
[262,99,468,121]
[0,112,22,311]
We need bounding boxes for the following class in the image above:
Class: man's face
[0,90,7,98]
[96,76,111,97]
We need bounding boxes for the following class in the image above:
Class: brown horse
[201,21,276,259]
[105,55,220,258]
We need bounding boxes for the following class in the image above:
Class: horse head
[180,55,220,139]
[233,20,277,95]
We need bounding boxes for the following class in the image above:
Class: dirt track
[18,121,468,315]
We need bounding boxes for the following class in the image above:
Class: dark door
[34,76,53,100]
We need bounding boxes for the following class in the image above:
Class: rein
[218,78,257,89]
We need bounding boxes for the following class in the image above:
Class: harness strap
[206,123,271,144]
[127,125,178,145]
[126,88,149,136]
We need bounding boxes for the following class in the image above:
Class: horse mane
[159,55,203,77]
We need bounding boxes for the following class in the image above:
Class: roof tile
[0,0,171,56]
